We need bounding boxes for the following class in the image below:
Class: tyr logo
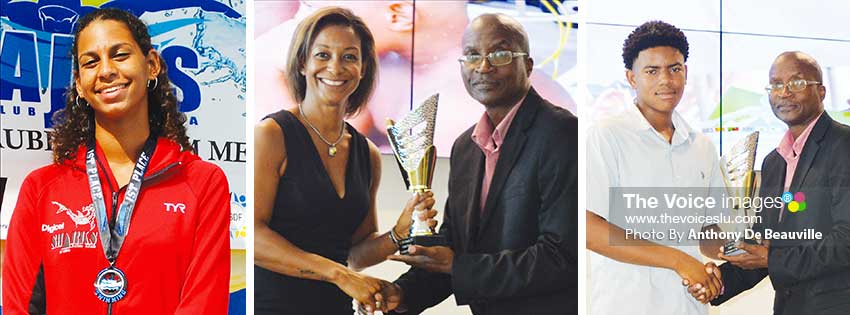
[164,203,186,214]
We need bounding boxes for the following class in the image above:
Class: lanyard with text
[85,136,157,308]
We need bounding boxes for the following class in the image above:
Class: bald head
[459,13,533,109]
[770,51,823,82]
[464,14,529,54]
[767,51,826,132]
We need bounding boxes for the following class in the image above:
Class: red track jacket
[3,138,231,315]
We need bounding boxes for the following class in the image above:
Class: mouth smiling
[318,78,347,87]
[94,83,130,102]
[96,83,129,94]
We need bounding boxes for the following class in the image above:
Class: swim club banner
[0,0,246,312]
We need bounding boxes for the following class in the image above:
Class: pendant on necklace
[328,145,337,157]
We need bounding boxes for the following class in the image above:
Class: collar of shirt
[623,103,695,147]
[777,111,823,161]
[471,95,526,154]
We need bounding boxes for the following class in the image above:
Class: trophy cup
[386,93,446,254]
[719,131,760,255]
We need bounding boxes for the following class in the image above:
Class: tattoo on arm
[298,269,329,281]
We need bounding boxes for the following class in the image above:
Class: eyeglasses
[764,79,820,94]
[458,51,527,67]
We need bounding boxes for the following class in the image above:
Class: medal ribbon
[85,136,157,263]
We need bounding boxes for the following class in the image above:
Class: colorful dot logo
[785,191,807,213]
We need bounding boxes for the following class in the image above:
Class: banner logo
[1,0,245,127]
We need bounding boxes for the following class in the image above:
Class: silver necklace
[298,103,345,157]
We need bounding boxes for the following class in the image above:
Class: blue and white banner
[0,0,247,250]
[1,1,247,312]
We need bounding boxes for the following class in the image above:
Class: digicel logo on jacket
[45,201,98,254]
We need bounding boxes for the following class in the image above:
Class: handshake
[349,242,456,314]
[681,239,771,304]
[679,260,723,304]
[350,280,404,315]
[324,264,403,314]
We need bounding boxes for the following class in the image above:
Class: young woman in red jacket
[3,8,231,315]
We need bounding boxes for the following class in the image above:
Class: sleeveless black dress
[255,110,371,315]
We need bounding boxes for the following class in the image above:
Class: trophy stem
[410,188,435,237]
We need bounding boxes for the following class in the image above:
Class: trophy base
[399,235,447,255]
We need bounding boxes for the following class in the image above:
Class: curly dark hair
[622,20,689,70]
[51,8,192,164]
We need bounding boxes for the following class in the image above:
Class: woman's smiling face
[74,19,160,120]
[302,24,364,106]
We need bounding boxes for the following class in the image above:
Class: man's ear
[525,56,534,77]
[387,1,414,32]
[625,69,637,89]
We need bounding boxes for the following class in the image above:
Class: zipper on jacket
[99,161,182,231]
[109,191,119,230]
[94,156,121,233]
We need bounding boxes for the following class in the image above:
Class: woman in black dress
[254,7,437,315]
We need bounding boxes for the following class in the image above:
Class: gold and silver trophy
[386,93,446,254]
[720,131,760,255]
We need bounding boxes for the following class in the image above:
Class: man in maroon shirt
[705,51,850,314]
[374,13,577,315]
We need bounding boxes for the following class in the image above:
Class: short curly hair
[622,21,689,70]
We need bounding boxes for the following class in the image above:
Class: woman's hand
[355,282,404,315]
[333,270,387,313]
[393,191,437,239]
